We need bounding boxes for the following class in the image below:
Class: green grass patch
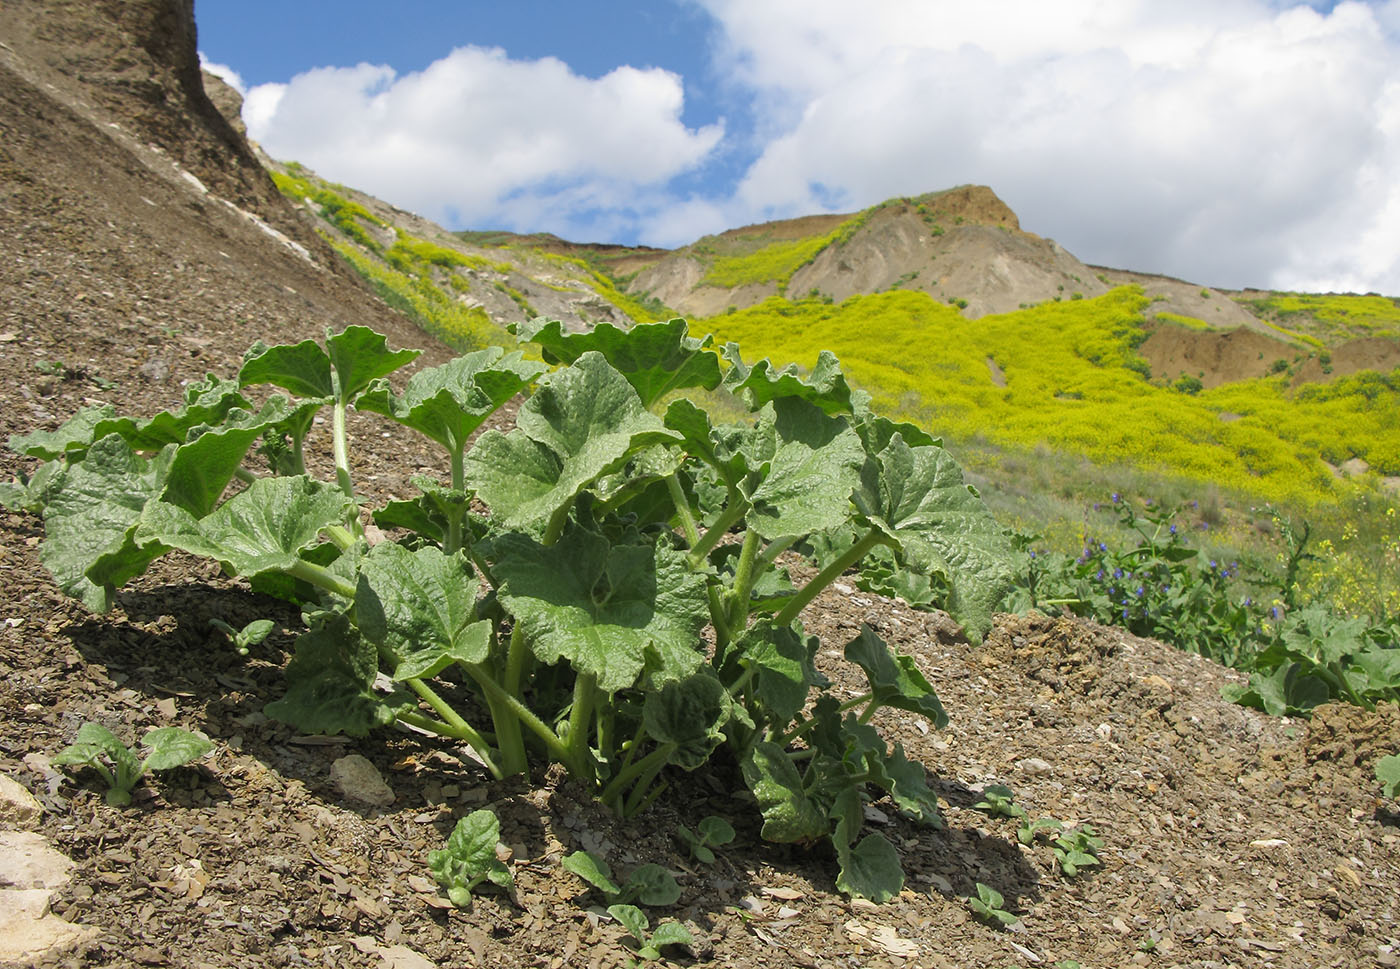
[271,171,386,253]
[702,232,840,290]
[1155,311,1211,331]
[1236,293,1400,346]
[327,236,509,352]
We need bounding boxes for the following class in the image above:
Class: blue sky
[196,0,1400,294]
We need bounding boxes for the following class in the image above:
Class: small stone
[1015,757,1055,776]
[0,773,43,828]
[330,755,395,807]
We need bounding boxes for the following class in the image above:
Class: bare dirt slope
[1,4,1399,969]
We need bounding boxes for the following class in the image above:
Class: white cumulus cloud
[242,46,723,241]
[697,0,1400,292]
[198,53,247,94]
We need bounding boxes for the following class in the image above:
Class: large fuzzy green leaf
[264,616,411,736]
[722,344,855,415]
[843,625,949,727]
[513,318,722,408]
[160,396,322,517]
[466,353,681,536]
[137,476,353,578]
[740,741,829,844]
[357,348,542,452]
[642,671,731,770]
[868,742,943,826]
[10,377,252,461]
[356,543,491,680]
[834,826,904,903]
[327,326,421,400]
[9,405,119,460]
[39,435,176,611]
[740,398,863,541]
[730,620,823,726]
[852,433,1015,642]
[240,327,417,403]
[491,526,709,692]
[240,338,334,398]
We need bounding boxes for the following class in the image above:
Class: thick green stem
[233,466,260,485]
[757,535,798,571]
[775,528,886,627]
[504,625,528,697]
[666,474,702,548]
[566,673,598,767]
[467,666,575,776]
[286,558,357,600]
[396,708,502,780]
[690,499,747,568]
[600,743,674,807]
[324,524,357,551]
[726,528,764,629]
[445,443,467,555]
[707,585,732,652]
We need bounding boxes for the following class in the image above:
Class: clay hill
[1,3,1398,969]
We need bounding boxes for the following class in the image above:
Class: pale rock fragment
[0,773,43,827]
[330,754,395,807]
[0,832,74,890]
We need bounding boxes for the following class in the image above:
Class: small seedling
[52,722,213,806]
[1377,754,1400,799]
[562,849,681,906]
[676,815,735,864]
[1052,825,1103,877]
[209,617,276,656]
[972,784,1025,819]
[427,809,515,907]
[608,904,694,963]
[1016,815,1063,845]
[965,882,1018,927]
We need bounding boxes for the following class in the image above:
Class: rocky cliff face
[0,0,453,469]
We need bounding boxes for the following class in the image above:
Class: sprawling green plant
[3,319,1016,899]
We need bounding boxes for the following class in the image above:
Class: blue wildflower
[1113,568,1123,580]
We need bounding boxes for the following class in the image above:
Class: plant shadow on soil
[54,576,1049,928]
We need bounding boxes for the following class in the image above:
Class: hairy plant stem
[328,374,360,522]
[690,499,747,568]
[666,474,702,547]
[726,528,764,629]
[324,524,357,551]
[285,558,356,600]
[566,673,598,768]
[600,743,674,808]
[466,664,577,777]
[396,706,502,780]
[775,528,886,627]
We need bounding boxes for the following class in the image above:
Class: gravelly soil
[1,3,1398,968]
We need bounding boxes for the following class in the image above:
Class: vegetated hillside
[628,186,1118,318]
[257,136,1400,505]
[239,145,669,343]
[0,0,457,400]
[699,289,1400,506]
